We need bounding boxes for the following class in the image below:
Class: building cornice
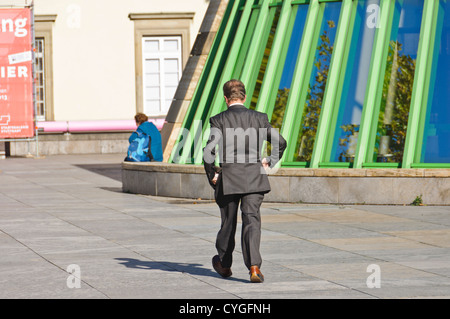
[128,12,195,21]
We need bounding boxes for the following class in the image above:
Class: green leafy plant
[411,194,423,206]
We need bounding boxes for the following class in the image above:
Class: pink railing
[36,119,165,133]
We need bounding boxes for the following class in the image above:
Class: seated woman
[126,113,163,162]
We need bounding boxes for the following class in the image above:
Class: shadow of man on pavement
[115,258,248,283]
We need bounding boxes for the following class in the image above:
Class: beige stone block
[423,169,450,177]
[199,0,229,33]
[122,170,157,195]
[173,55,208,101]
[265,176,290,202]
[289,176,339,204]
[434,178,450,204]
[190,31,217,56]
[162,122,182,162]
[122,161,201,174]
[174,100,194,124]
[338,177,394,205]
[155,172,182,198]
[366,169,424,177]
[275,167,315,177]
[392,177,442,205]
[180,173,214,200]
[314,169,367,177]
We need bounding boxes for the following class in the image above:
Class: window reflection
[294,2,341,162]
[270,6,308,129]
[421,0,450,163]
[250,6,281,110]
[372,0,424,163]
[234,6,261,79]
[331,0,379,162]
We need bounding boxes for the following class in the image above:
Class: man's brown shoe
[250,266,264,283]
[212,255,232,278]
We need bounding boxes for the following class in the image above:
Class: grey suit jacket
[203,104,287,196]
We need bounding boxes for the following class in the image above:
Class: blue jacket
[129,121,163,162]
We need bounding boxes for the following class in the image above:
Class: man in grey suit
[203,79,286,283]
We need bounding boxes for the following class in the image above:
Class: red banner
[0,8,34,139]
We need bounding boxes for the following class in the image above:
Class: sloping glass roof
[170,0,450,169]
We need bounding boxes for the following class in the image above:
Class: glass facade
[421,0,450,163]
[170,0,450,169]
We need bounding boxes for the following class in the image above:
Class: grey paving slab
[0,154,450,300]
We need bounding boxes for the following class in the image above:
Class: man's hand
[212,172,219,185]
[262,158,270,169]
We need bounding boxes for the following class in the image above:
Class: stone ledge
[122,161,205,174]
[9,132,130,156]
[122,162,450,204]
[122,162,450,178]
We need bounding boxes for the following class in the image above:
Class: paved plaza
[0,154,450,299]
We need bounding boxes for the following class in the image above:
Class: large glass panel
[330,0,379,162]
[270,5,308,129]
[371,0,424,163]
[233,6,261,79]
[249,6,281,110]
[293,1,341,162]
[421,0,450,163]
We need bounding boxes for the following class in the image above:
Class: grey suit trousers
[215,180,264,270]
